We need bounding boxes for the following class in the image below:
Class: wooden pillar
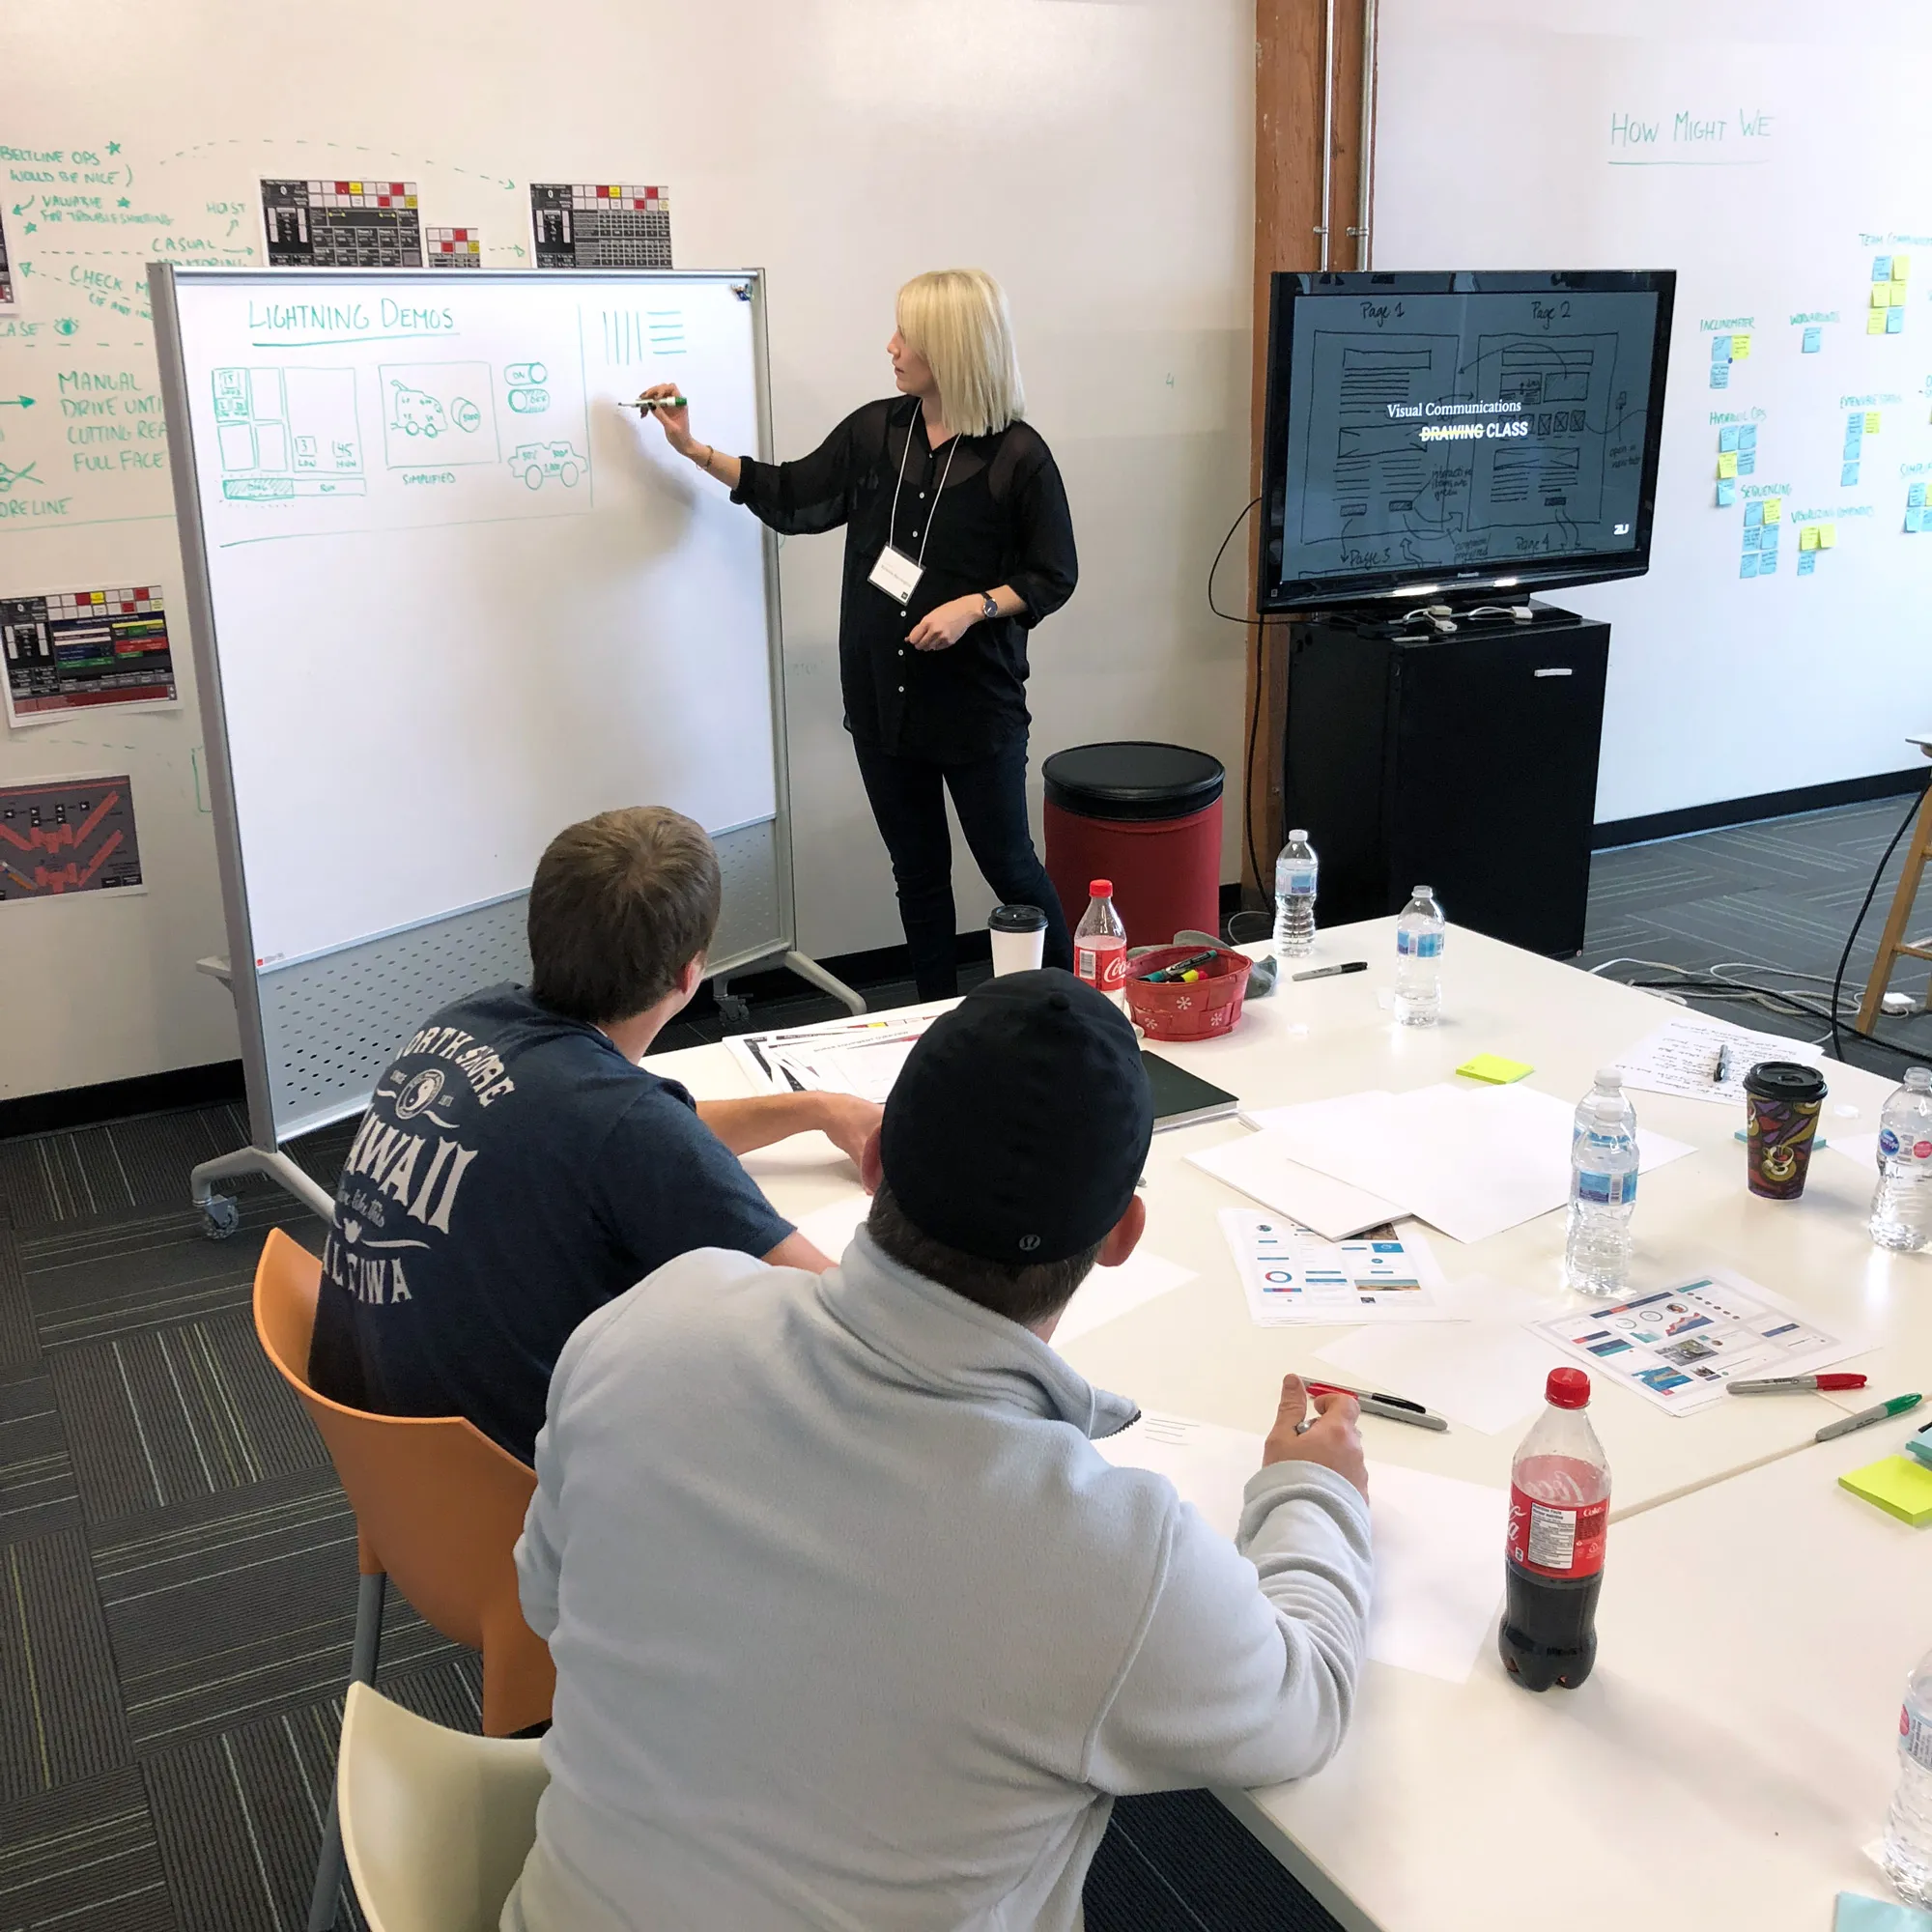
[1242,0,1371,900]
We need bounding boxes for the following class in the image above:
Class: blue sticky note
[1910,483,1926,507]
[1716,479,1736,506]
[1739,425,1758,451]
[1740,554,1759,578]
[1909,508,1926,532]
[1710,365,1730,388]
[1758,549,1777,574]
[1711,334,1733,359]
[1889,308,1906,333]
[1737,452,1756,474]
[1745,501,1763,526]
[1844,464,1862,486]
[1833,1889,1932,1931]
[1743,526,1761,550]
[1799,550,1817,575]
[1719,426,1739,452]
[1875,257,1893,281]
[1760,523,1780,549]
[1804,327,1822,353]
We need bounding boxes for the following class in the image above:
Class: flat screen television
[1257,270,1676,613]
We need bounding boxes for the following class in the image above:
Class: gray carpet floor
[2,792,1928,1930]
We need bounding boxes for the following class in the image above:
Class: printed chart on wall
[0,773,144,900]
[168,269,775,970]
[1,583,176,725]
[1373,8,1932,814]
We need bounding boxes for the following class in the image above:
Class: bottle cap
[1289,828,1309,841]
[1595,1068,1623,1091]
[1412,884,1433,897]
[1908,1067,1932,1091]
[1546,1368,1590,1409]
[1089,879,1113,898]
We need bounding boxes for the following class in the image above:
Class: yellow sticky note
[1457,1053,1535,1085]
[1866,411,1883,433]
[1731,333,1752,359]
[1762,497,1782,525]
[1839,1454,1932,1526]
[1718,451,1738,478]
[1894,253,1912,281]
[1873,284,1893,309]
[1870,311,1889,334]
[1800,525,1821,550]
[1820,523,1837,548]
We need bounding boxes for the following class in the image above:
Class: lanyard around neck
[888,407,959,573]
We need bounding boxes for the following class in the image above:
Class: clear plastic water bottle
[1394,886,1445,1026]
[1566,1072,1638,1299]
[1273,830,1319,959]
[1869,1066,1932,1253]
[1073,879,1128,998]
[1878,1644,1932,1906]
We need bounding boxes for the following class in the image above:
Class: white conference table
[650,918,1932,1930]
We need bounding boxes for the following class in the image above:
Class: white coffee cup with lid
[988,904,1048,977]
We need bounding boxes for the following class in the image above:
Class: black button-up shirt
[733,396,1078,763]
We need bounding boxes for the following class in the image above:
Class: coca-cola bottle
[1073,879,1127,997]
[1499,1367,1609,1691]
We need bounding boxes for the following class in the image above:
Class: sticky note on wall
[1866,411,1882,432]
[1803,327,1823,352]
[1894,253,1912,281]
[1711,334,1733,360]
[1718,452,1738,477]
[1873,284,1893,309]
[1762,497,1782,524]
[1716,479,1736,506]
[1870,312,1888,334]
[1719,427,1739,452]
[1820,523,1837,548]
[1731,333,1752,358]
[1800,525,1820,550]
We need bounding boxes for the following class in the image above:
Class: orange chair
[252,1227,554,1932]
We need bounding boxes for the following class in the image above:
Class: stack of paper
[1612,1013,1826,1107]
[1218,1083,1695,1245]
[1191,1105,1403,1239]
[1217,1208,1458,1325]
[1093,1412,1506,1684]
[724,1002,954,1100]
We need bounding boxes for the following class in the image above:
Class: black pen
[1293,961,1369,981]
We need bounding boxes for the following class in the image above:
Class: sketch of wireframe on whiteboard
[213,367,365,499]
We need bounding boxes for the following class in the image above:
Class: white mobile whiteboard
[155,266,798,1145]
[161,268,779,966]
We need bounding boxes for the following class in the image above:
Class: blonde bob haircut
[895,269,1025,440]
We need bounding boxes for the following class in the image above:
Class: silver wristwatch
[979,591,999,621]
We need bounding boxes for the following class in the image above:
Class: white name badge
[867,543,924,606]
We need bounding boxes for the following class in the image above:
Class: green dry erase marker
[632,394,688,412]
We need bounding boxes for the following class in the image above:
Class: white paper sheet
[1092,1412,1506,1684]
[795,1192,870,1259]
[1245,1083,1695,1246]
[1529,1267,1866,1415]
[1612,1014,1827,1107]
[724,1002,955,1096]
[1190,1127,1405,1239]
[1217,1208,1458,1325]
[1054,1252,1197,1346]
[1317,1275,1574,1435]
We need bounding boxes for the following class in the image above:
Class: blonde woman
[640,268,1077,999]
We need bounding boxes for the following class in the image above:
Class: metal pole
[1318,0,1337,271]
[1355,0,1378,269]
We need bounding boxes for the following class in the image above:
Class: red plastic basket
[1123,946,1253,1041]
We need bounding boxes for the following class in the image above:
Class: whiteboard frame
[152,264,812,1156]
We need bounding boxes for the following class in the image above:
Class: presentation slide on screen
[1277,289,1661,584]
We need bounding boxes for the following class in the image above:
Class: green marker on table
[1815,1392,1922,1442]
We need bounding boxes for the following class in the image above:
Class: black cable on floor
[1205,497,1265,906]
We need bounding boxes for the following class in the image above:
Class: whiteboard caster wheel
[716,991,752,1025]
[200,1195,242,1241]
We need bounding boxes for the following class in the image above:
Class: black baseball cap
[880,969,1154,1265]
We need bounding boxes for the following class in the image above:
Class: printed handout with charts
[1530,1268,1865,1414]
[1218,1208,1458,1325]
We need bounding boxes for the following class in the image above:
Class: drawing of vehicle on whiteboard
[508,440,586,489]
[379,362,498,469]
[389,382,448,437]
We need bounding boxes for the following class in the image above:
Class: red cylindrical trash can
[1041,743,1225,948]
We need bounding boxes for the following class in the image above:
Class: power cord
[1205,496,1267,907]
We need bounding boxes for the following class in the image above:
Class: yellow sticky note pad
[1895,254,1913,281]
[1820,523,1837,548]
[1873,284,1893,309]
[1762,497,1782,525]
[1866,411,1883,433]
[1717,451,1738,478]
[1839,1454,1932,1526]
[1457,1053,1535,1085]
[1870,311,1889,334]
[1731,333,1752,358]
[1800,525,1821,550]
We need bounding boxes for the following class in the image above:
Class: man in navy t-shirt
[307,806,878,1464]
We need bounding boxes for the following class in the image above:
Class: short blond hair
[895,269,1025,440]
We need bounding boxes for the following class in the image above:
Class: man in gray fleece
[504,968,1374,1932]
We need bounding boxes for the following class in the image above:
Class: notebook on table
[1143,1051,1238,1131]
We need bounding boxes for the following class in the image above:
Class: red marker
[1726,1373,1869,1395]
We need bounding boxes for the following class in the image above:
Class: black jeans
[852,737,1074,1000]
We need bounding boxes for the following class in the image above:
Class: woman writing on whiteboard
[639,268,1077,999]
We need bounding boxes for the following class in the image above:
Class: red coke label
[1508,1485,1608,1578]
[1076,934,1127,992]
